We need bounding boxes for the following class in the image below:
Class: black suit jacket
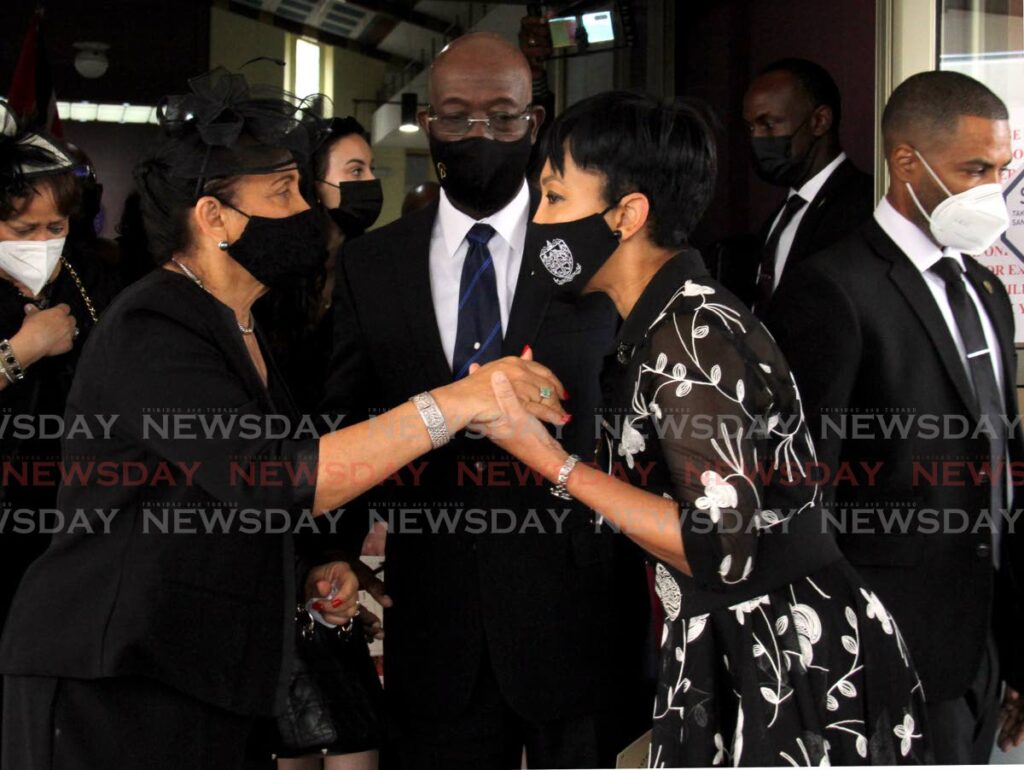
[718,157,874,306]
[0,270,320,717]
[321,199,650,724]
[766,219,1024,701]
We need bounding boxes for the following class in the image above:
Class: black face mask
[428,133,533,217]
[320,178,383,237]
[750,113,819,188]
[525,204,621,297]
[220,204,325,289]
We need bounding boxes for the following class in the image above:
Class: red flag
[8,8,63,138]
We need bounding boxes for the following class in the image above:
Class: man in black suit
[322,32,650,770]
[767,70,1024,764]
[734,58,873,315]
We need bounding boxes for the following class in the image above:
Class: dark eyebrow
[344,158,367,166]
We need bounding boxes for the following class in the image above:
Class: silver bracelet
[550,454,581,500]
[0,339,24,384]
[410,391,451,449]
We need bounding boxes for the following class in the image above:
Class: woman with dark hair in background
[473,91,931,766]
[0,105,120,729]
[256,116,380,416]
[259,120,386,770]
[0,70,566,769]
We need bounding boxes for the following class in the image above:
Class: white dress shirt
[873,197,1005,403]
[429,181,530,369]
[767,151,848,290]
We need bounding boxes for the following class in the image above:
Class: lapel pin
[983,280,994,294]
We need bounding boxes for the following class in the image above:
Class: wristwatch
[410,391,451,449]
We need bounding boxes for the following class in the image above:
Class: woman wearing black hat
[0,70,567,769]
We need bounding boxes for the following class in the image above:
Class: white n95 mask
[0,237,65,296]
[906,149,1009,255]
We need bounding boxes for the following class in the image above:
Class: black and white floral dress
[596,251,930,767]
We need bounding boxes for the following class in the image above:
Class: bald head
[428,32,532,113]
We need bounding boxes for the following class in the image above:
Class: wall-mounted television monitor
[544,3,632,57]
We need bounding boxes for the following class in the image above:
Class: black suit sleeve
[320,244,374,428]
[764,263,862,479]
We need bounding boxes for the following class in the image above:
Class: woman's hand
[304,560,360,626]
[435,348,569,428]
[351,558,390,642]
[474,369,570,483]
[9,303,77,366]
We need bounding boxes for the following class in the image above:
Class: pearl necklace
[171,259,255,335]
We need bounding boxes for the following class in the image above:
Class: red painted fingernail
[312,602,324,612]
[522,344,532,355]
[330,598,344,608]
[563,389,570,399]
[563,414,573,424]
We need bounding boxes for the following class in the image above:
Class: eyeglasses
[426,108,534,140]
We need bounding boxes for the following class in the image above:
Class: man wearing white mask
[767,71,1024,763]
[0,105,118,747]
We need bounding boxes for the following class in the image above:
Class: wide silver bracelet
[550,454,581,500]
[0,339,24,384]
[410,391,451,449]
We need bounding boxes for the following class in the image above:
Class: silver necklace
[171,258,255,335]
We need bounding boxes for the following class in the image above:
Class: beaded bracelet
[0,339,25,384]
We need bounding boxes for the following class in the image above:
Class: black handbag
[275,604,385,755]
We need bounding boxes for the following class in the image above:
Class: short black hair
[541,91,717,250]
[882,70,1008,153]
[759,58,842,134]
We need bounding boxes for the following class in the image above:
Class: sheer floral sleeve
[623,281,811,591]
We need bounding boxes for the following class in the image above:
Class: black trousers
[925,631,1003,765]
[2,675,255,770]
[382,648,644,770]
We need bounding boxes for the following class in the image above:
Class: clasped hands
[462,345,571,483]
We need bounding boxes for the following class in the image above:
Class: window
[293,37,322,99]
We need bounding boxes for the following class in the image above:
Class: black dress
[597,251,930,766]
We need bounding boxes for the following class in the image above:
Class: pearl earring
[218,240,229,250]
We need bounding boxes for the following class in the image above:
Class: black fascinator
[151,67,322,196]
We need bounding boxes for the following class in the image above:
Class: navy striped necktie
[452,223,501,379]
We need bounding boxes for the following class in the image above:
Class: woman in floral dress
[474,91,931,766]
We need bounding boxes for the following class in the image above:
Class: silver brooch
[539,238,582,285]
